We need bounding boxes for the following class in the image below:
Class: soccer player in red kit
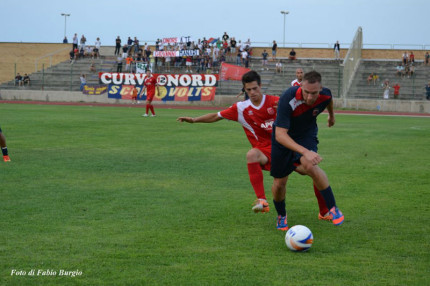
[178,71,277,212]
[142,70,159,117]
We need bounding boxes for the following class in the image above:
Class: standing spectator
[185,56,193,73]
[142,70,160,117]
[0,126,11,162]
[372,73,379,85]
[426,81,430,100]
[334,41,340,60]
[261,49,269,71]
[230,37,237,57]
[15,73,23,86]
[241,49,248,67]
[115,36,122,55]
[291,68,304,86]
[382,80,390,99]
[116,56,123,72]
[122,44,129,59]
[63,36,68,44]
[80,35,87,50]
[236,50,241,66]
[272,40,277,61]
[79,74,86,91]
[93,37,101,59]
[23,73,31,86]
[289,48,296,60]
[125,55,134,72]
[393,83,401,99]
[72,33,78,50]
[425,52,429,66]
[402,51,408,65]
[222,32,229,42]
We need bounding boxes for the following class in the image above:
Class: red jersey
[144,75,157,96]
[291,79,301,87]
[218,94,278,149]
[393,85,400,95]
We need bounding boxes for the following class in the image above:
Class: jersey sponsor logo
[260,120,274,130]
[289,97,303,111]
[248,110,254,115]
[312,108,319,116]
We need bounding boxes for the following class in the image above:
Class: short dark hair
[242,70,261,86]
[303,71,322,84]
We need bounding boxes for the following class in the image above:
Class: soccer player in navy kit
[271,71,344,230]
[0,126,11,162]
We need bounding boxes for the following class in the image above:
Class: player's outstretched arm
[177,113,223,123]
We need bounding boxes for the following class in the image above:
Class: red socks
[145,104,155,115]
[313,183,329,215]
[247,162,266,200]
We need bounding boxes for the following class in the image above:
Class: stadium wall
[1,89,429,113]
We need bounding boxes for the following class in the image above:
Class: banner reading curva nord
[99,73,218,102]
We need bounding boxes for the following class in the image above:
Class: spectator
[15,73,23,86]
[80,35,87,50]
[367,72,374,85]
[372,73,379,85]
[115,36,122,55]
[241,49,248,67]
[63,36,68,44]
[69,49,75,63]
[334,40,340,60]
[289,48,296,60]
[404,64,410,78]
[79,47,84,58]
[236,87,249,101]
[402,51,408,65]
[272,40,277,61]
[185,56,192,73]
[409,64,415,78]
[426,81,430,100]
[122,44,129,59]
[395,64,404,78]
[382,80,390,99]
[125,55,134,72]
[116,56,123,72]
[425,52,429,66]
[72,33,78,50]
[85,46,93,58]
[222,32,229,42]
[261,49,269,71]
[93,37,101,59]
[230,37,237,56]
[89,62,96,73]
[275,60,282,73]
[79,74,86,91]
[23,74,30,86]
[392,83,400,99]
[409,51,415,64]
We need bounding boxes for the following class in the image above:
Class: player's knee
[246,149,260,162]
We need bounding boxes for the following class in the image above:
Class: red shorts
[257,146,271,171]
[146,93,154,101]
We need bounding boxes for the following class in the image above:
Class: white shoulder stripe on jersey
[289,97,304,111]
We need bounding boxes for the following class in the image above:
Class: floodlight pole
[280,10,289,48]
[61,13,71,38]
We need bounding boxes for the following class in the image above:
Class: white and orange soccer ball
[285,225,313,252]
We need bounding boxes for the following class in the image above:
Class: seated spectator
[426,81,430,100]
[404,64,410,78]
[425,52,429,66]
[69,49,75,63]
[395,65,404,77]
[79,47,84,58]
[367,73,374,85]
[74,47,79,60]
[23,74,30,86]
[409,51,415,64]
[89,62,96,73]
[63,36,68,44]
[15,73,23,86]
[409,64,415,78]
[289,48,296,60]
[276,60,282,73]
[85,46,93,58]
[372,73,379,85]
[402,51,408,65]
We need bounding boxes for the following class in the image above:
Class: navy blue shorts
[270,136,319,178]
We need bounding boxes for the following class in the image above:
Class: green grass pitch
[1,103,429,285]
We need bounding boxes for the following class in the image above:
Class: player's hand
[327,115,335,127]
[303,150,322,166]
[177,117,194,123]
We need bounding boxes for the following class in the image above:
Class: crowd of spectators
[68,34,102,63]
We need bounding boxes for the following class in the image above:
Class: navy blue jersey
[273,86,332,148]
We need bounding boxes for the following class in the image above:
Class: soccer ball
[285,225,313,252]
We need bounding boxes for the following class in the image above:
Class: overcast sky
[1,0,428,49]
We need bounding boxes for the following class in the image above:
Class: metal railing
[34,46,70,72]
